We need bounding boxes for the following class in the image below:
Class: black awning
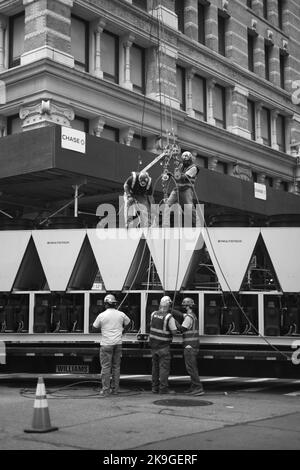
[0,126,299,217]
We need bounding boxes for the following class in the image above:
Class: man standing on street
[93,294,131,397]
[179,297,204,396]
[149,296,177,394]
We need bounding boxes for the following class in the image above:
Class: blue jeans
[184,347,202,389]
[99,344,122,393]
[151,346,171,392]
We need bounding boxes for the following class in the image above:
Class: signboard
[254,182,266,200]
[61,126,86,154]
[56,365,89,374]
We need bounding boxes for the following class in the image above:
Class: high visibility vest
[149,311,173,349]
[176,164,199,190]
[182,312,199,348]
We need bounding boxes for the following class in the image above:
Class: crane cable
[185,173,291,361]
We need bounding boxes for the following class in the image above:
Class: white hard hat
[104,294,117,305]
[160,295,172,307]
[182,151,193,160]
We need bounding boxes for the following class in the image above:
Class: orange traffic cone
[24,376,58,433]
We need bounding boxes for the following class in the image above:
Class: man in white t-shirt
[93,294,131,397]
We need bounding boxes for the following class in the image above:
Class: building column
[149,0,177,29]
[231,85,250,138]
[121,34,135,91]
[269,43,280,86]
[19,99,75,131]
[0,16,7,72]
[21,0,74,67]
[255,102,264,144]
[254,35,265,78]
[251,0,263,16]
[206,2,218,52]
[93,19,106,79]
[267,0,278,26]
[271,110,279,150]
[207,79,216,125]
[186,68,195,118]
[146,43,179,109]
[184,0,198,41]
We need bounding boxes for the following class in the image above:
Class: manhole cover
[153,398,213,407]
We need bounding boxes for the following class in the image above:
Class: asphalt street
[0,373,300,460]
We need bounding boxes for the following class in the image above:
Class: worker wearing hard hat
[93,294,131,397]
[123,171,154,228]
[179,297,204,396]
[163,151,199,227]
[149,296,177,394]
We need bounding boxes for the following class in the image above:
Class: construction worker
[163,151,199,227]
[93,294,131,397]
[179,298,204,396]
[149,295,178,394]
[123,171,154,228]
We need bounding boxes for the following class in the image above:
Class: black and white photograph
[0,0,300,460]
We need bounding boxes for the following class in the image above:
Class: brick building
[0,0,299,223]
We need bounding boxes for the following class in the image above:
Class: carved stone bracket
[20,99,75,130]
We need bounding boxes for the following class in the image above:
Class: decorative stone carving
[120,127,135,146]
[232,163,252,181]
[20,100,75,130]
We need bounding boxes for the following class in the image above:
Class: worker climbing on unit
[123,171,154,228]
[162,151,199,227]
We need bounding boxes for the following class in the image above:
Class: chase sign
[61,126,86,154]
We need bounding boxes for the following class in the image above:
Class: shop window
[72,116,89,133]
[278,0,283,30]
[101,124,119,142]
[218,13,227,56]
[193,75,207,121]
[175,0,185,33]
[131,44,145,94]
[214,84,226,129]
[132,0,148,10]
[263,0,268,20]
[176,66,186,111]
[101,30,119,84]
[7,115,22,135]
[279,52,286,89]
[9,12,25,68]
[131,134,146,150]
[247,100,256,140]
[276,114,286,152]
[248,33,254,72]
[264,42,272,81]
[71,15,89,72]
[198,1,206,45]
[261,107,271,146]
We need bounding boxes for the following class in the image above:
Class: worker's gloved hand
[127,195,134,203]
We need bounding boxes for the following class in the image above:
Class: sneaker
[152,388,159,394]
[99,390,110,398]
[183,388,194,394]
[111,390,119,395]
[159,389,176,395]
[190,388,205,396]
